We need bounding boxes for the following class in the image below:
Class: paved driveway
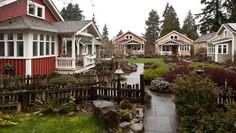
[144,90,177,133]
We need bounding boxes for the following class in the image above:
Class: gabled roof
[157,30,193,43]
[194,32,216,43]
[0,16,101,39]
[115,31,146,42]
[54,20,91,33]
[0,16,58,32]
[0,0,17,7]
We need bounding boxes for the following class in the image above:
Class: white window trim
[217,44,228,54]
[27,1,45,19]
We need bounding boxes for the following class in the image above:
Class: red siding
[0,59,26,76]
[0,0,58,22]
[0,0,27,22]
[32,57,55,76]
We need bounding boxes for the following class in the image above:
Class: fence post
[140,74,145,104]
[117,76,121,104]
[18,90,29,112]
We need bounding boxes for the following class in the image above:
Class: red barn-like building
[0,0,101,76]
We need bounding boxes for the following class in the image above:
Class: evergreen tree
[223,0,236,22]
[144,9,160,54]
[160,4,181,37]
[182,11,199,40]
[61,3,83,21]
[102,24,109,40]
[196,0,226,34]
[117,30,123,37]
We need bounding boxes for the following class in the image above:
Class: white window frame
[0,33,5,56]
[217,44,228,54]
[27,1,45,19]
[16,33,24,57]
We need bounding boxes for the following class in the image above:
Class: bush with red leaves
[164,67,192,83]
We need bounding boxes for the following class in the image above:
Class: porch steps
[56,64,95,74]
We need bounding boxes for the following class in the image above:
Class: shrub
[144,62,170,84]
[119,99,133,110]
[176,60,190,67]
[48,75,78,86]
[164,67,191,83]
[204,68,236,90]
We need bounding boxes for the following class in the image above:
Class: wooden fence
[0,75,145,113]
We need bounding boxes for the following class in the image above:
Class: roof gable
[115,31,146,42]
[157,30,193,43]
[43,0,64,21]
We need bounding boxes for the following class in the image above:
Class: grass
[0,113,104,133]
[127,58,162,63]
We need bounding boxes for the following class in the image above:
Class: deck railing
[56,57,75,70]
[83,55,96,67]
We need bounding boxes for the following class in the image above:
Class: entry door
[172,46,177,55]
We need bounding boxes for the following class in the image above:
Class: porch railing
[56,57,75,70]
[161,51,173,55]
[84,55,96,67]
[132,50,143,55]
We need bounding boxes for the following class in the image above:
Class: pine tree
[182,11,199,40]
[60,3,83,21]
[160,4,181,37]
[102,24,109,40]
[223,0,236,22]
[117,30,123,37]
[196,0,226,34]
[144,9,160,55]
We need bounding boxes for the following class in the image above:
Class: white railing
[56,57,75,70]
[83,55,96,67]
[161,51,172,56]
[132,50,143,55]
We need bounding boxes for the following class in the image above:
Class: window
[218,45,222,54]
[33,42,38,56]
[17,42,23,57]
[28,1,45,19]
[174,36,177,39]
[51,42,55,55]
[180,45,190,51]
[0,42,4,56]
[8,33,13,40]
[218,44,228,54]
[125,35,132,40]
[7,42,14,56]
[16,33,23,57]
[162,45,170,51]
[46,42,50,55]
[208,45,215,54]
[224,31,228,37]
[171,36,173,39]
[0,33,4,56]
[40,42,44,56]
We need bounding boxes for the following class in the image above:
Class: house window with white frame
[40,34,44,56]
[208,45,215,54]
[218,44,228,54]
[51,36,55,55]
[180,45,190,51]
[126,35,133,40]
[162,45,170,51]
[33,34,38,56]
[0,33,4,56]
[28,1,45,19]
[7,33,14,57]
[46,35,50,55]
[16,33,24,57]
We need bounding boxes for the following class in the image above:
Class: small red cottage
[0,0,101,76]
[114,31,146,57]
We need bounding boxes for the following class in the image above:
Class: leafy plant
[48,75,78,86]
[34,96,75,115]
[119,99,133,110]
[0,113,18,126]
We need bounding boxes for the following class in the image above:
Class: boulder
[130,123,144,133]
[150,77,171,93]
[135,108,144,120]
[119,121,130,129]
[92,100,121,128]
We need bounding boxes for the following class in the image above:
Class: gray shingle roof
[228,23,236,31]
[0,16,92,33]
[53,20,91,33]
[194,32,216,43]
[0,16,58,32]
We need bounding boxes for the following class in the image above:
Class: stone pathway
[144,90,177,133]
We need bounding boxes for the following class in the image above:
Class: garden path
[144,90,177,133]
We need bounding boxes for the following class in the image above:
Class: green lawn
[127,58,162,63]
[0,113,104,133]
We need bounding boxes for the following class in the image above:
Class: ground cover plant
[0,113,104,133]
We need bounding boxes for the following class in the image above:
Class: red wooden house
[0,0,101,76]
[114,31,146,57]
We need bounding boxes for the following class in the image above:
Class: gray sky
[52,0,203,39]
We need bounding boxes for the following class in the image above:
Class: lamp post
[114,66,124,103]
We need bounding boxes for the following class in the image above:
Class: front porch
[160,45,178,56]
[124,43,144,55]
[55,34,100,74]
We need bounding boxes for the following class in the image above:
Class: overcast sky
[52,0,203,39]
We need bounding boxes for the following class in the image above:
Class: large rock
[92,100,121,128]
[130,123,144,133]
[150,77,171,93]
